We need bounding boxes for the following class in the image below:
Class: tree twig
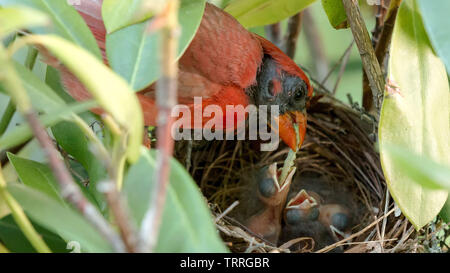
[363,0,402,111]
[284,12,303,59]
[374,0,402,70]
[332,41,353,95]
[342,0,385,111]
[265,22,282,48]
[302,9,329,82]
[139,0,180,252]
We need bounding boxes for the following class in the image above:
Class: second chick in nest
[235,166,357,252]
[280,172,356,252]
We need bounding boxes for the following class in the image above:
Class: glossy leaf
[7,153,64,203]
[0,214,68,253]
[124,148,227,252]
[417,0,450,75]
[106,0,206,91]
[8,183,112,252]
[225,0,316,28]
[379,0,450,229]
[321,0,348,29]
[1,0,102,59]
[0,6,49,38]
[102,0,156,33]
[24,34,143,162]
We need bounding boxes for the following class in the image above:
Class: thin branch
[320,41,354,88]
[265,22,282,48]
[342,0,385,111]
[363,0,402,110]
[99,180,138,253]
[302,9,329,82]
[332,41,353,95]
[375,0,402,69]
[139,0,180,252]
[284,12,303,59]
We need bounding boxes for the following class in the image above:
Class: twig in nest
[316,208,395,253]
[342,0,385,111]
[215,201,239,223]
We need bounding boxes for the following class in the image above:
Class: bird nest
[174,93,426,253]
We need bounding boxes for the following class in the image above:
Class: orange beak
[273,111,307,151]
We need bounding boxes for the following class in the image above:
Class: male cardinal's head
[249,36,313,151]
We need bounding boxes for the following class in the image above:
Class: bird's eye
[294,88,305,101]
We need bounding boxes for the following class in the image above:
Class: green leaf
[6,152,100,210]
[106,0,206,91]
[124,148,227,252]
[45,66,76,103]
[8,183,113,252]
[1,0,101,59]
[0,6,50,38]
[384,144,450,191]
[0,214,68,253]
[25,34,143,163]
[379,0,450,229]
[417,0,450,75]
[225,0,316,28]
[7,153,64,203]
[0,100,97,150]
[321,0,348,29]
[0,61,65,113]
[51,120,107,210]
[102,0,155,34]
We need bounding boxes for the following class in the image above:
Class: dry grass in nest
[173,93,422,253]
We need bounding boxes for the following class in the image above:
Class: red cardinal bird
[61,1,312,150]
